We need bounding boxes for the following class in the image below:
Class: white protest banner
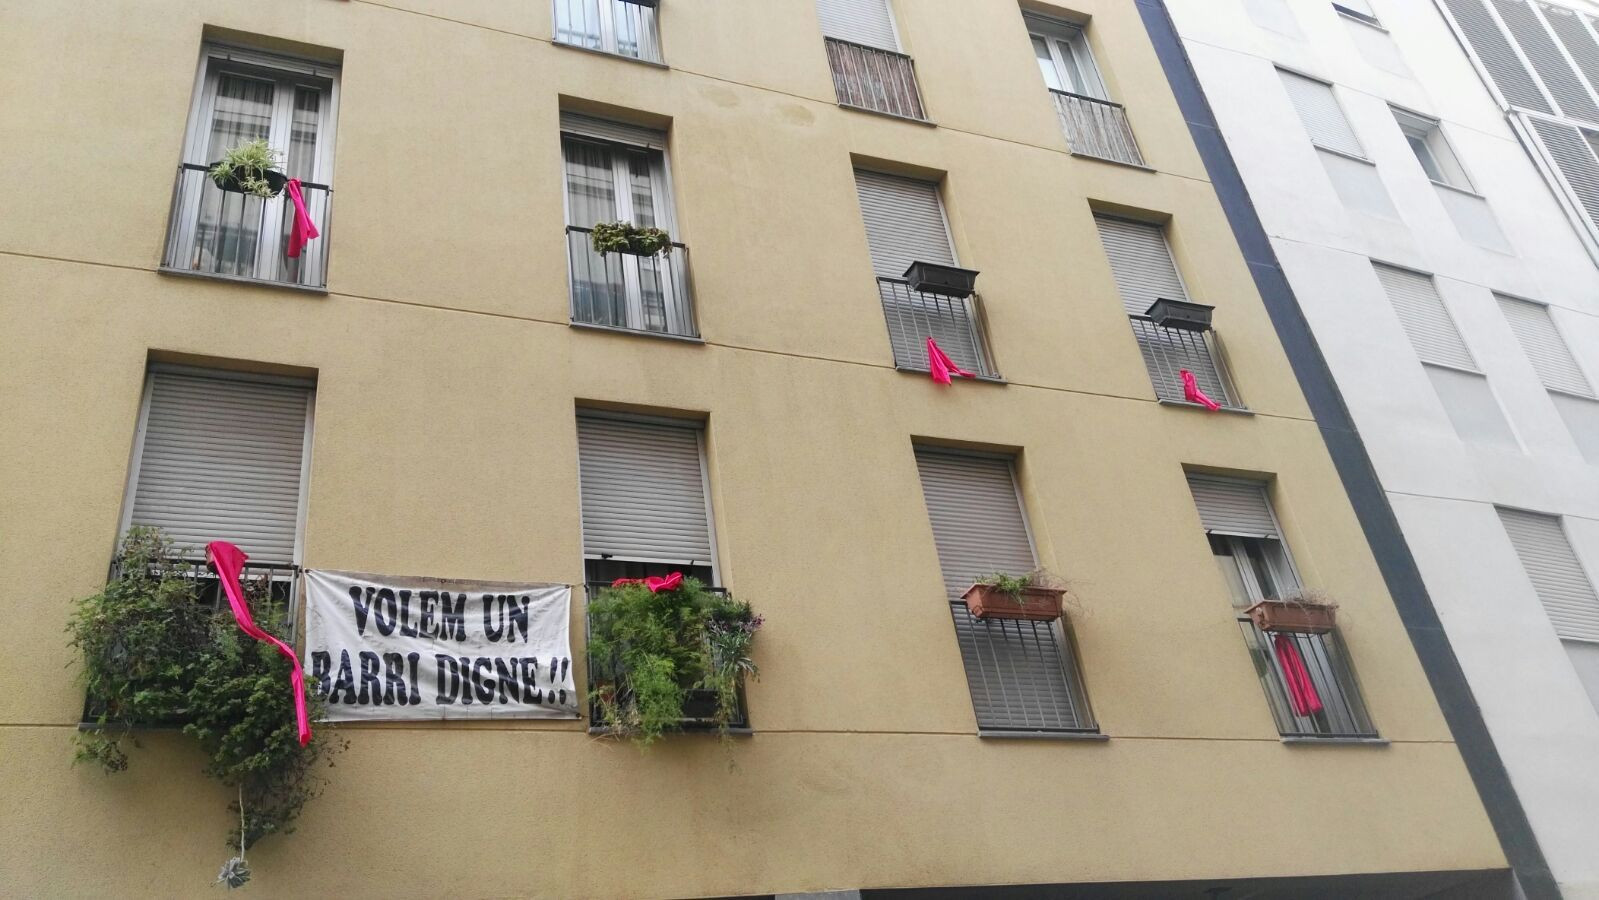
[304,569,577,721]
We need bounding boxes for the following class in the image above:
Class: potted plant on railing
[961,569,1067,621]
[903,260,980,298]
[1246,589,1338,634]
[590,221,674,258]
[209,139,288,198]
[587,574,761,745]
[68,527,343,889]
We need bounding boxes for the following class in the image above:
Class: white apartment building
[1164,1,1599,895]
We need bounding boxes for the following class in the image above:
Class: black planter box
[210,164,287,197]
[903,261,980,298]
[618,0,659,7]
[1145,297,1214,332]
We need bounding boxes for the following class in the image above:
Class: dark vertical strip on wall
[1134,1,1557,897]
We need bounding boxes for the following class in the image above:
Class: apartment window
[1393,109,1472,189]
[1498,295,1599,462]
[162,44,338,289]
[913,447,1095,735]
[1188,474,1377,740]
[1498,508,1599,642]
[1025,13,1144,167]
[1094,214,1242,410]
[853,169,997,378]
[1333,0,1381,27]
[561,113,695,338]
[1373,263,1518,448]
[816,0,928,121]
[553,0,662,64]
[1246,0,1304,38]
[1278,69,1399,218]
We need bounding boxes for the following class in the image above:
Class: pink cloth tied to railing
[206,541,312,747]
[1272,632,1324,717]
[284,178,320,259]
[1180,369,1221,411]
[927,337,976,386]
[611,571,684,593]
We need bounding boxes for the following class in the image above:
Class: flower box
[961,583,1064,621]
[903,261,980,298]
[1246,599,1336,635]
[1145,297,1214,332]
[209,163,287,197]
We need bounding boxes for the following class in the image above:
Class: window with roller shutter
[816,0,927,120]
[1498,295,1599,462]
[1277,69,1365,158]
[1499,508,1599,642]
[912,447,1096,735]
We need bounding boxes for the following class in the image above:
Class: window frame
[551,0,665,64]
[1024,13,1108,100]
[1332,1,1382,29]
[1392,107,1477,192]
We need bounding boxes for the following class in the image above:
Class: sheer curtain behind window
[564,136,626,327]
[197,74,274,276]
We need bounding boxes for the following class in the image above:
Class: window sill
[158,266,328,296]
[551,38,667,69]
[587,725,753,738]
[1157,398,1253,416]
[1280,735,1388,746]
[837,102,936,127]
[979,729,1107,741]
[895,366,1005,385]
[1068,150,1155,173]
[569,320,704,344]
[1431,180,1486,200]
[1336,11,1388,32]
[1549,387,1599,402]
[1315,146,1375,167]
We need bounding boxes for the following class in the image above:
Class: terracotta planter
[1247,600,1336,634]
[962,583,1064,621]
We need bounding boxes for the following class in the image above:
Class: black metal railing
[1128,315,1240,408]
[553,0,662,63]
[1239,619,1378,739]
[1050,89,1145,167]
[566,226,697,338]
[161,163,331,289]
[825,37,928,121]
[878,277,999,379]
[950,602,1097,734]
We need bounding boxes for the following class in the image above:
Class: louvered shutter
[559,112,664,149]
[1540,3,1599,102]
[854,170,955,279]
[1499,508,1599,641]
[1095,215,1187,316]
[1277,70,1365,157]
[1493,0,1599,122]
[577,416,714,565]
[1187,475,1279,539]
[1373,263,1477,370]
[128,370,310,563]
[913,449,1035,601]
[815,0,898,50]
[1526,116,1599,233]
[1498,295,1593,395]
[1440,0,1555,113]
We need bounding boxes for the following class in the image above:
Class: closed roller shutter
[1526,116,1599,234]
[1539,2,1599,106]
[815,0,898,50]
[1187,475,1279,539]
[128,370,311,563]
[1277,69,1365,158]
[1499,508,1599,641]
[559,111,665,150]
[1095,214,1188,316]
[1373,263,1477,370]
[1493,0,1599,122]
[913,449,1035,601]
[577,415,714,566]
[1498,295,1592,395]
[948,602,1093,732]
[1439,0,1555,113]
[854,169,955,279]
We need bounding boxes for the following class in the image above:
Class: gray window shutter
[577,415,713,566]
[1498,295,1593,395]
[1499,508,1599,641]
[559,112,665,150]
[1186,475,1279,539]
[948,602,1093,732]
[1373,263,1477,370]
[128,370,311,563]
[1277,69,1364,157]
[854,169,955,279]
[1494,0,1599,121]
[815,0,898,50]
[1094,214,1188,316]
[913,449,1035,601]
[1526,116,1599,234]
[1539,3,1599,103]
[1440,0,1555,114]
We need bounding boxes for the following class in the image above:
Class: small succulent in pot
[209,139,286,198]
[590,221,674,257]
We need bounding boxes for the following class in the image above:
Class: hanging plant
[209,139,288,198]
[68,527,344,888]
[587,576,760,744]
[589,221,674,258]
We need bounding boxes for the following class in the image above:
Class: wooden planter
[962,583,1064,621]
[1246,600,1336,635]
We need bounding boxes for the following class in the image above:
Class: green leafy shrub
[209,139,283,198]
[589,221,674,257]
[587,577,760,745]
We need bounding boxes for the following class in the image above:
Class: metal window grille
[1239,619,1378,739]
[878,278,999,378]
[949,602,1096,734]
[565,227,697,337]
[824,38,928,121]
[1051,90,1145,166]
[1129,316,1240,408]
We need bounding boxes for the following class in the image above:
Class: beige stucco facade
[0,0,1510,897]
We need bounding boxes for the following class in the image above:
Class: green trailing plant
[1267,588,1338,610]
[587,577,761,745]
[67,527,344,889]
[977,568,1065,606]
[589,221,674,258]
[209,139,283,198]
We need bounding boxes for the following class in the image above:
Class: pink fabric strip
[926,337,976,386]
[207,541,312,746]
[1181,369,1222,411]
[610,571,684,594]
[1273,632,1324,717]
[285,178,320,259]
